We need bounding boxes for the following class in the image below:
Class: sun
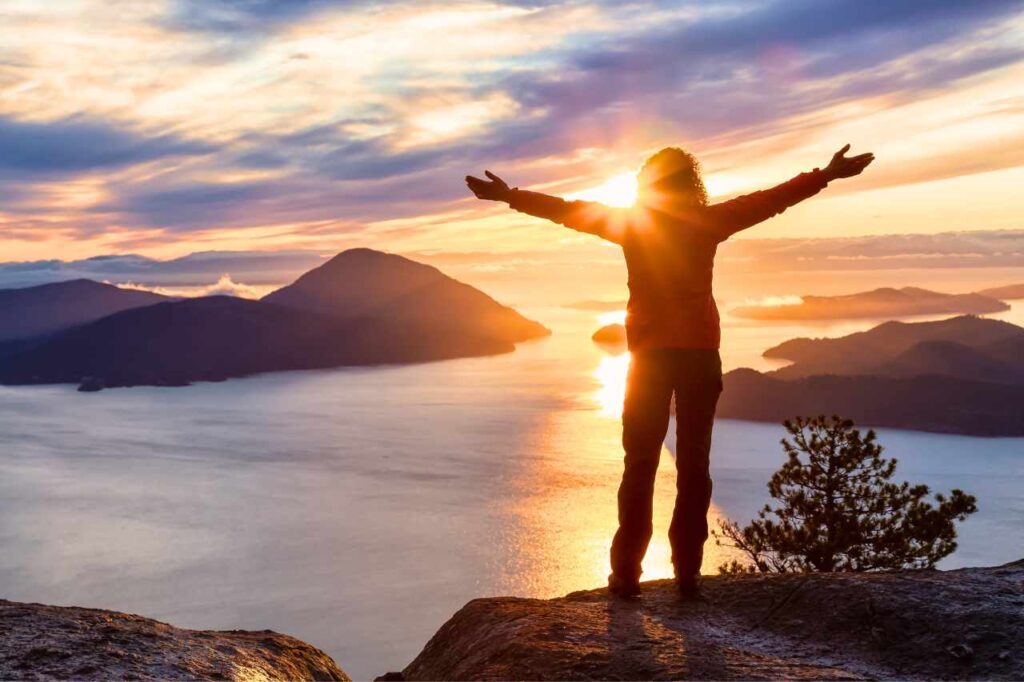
[567,171,638,208]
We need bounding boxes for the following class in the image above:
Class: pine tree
[713,415,977,574]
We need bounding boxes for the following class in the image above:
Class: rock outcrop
[400,560,1024,680]
[0,599,348,681]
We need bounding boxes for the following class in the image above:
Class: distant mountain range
[719,316,1024,436]
[729,286,1008,321]
[0,279,171,343]
[976,283,1024,300]
[567,284,1023,322]
[0,249,549,391]
[764,315,1023,380]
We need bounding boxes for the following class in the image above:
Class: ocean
[0,306,1021,679]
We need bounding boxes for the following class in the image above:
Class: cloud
[1,0,1023,252]
[0,250,327,289]
[0,115,212,175]
[197,273,262,297]
[490,0,1024,158]
[718,229,1024,273]
[116,273,268,299]
[165,0,342,35]
[105,180,276,228]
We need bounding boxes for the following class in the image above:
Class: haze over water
[1,306,1022,679]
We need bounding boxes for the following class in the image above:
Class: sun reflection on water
[498,334,740,599]
[592,352,630,418]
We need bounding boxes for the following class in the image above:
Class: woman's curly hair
[637,147,708,207]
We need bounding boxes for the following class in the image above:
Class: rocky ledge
[399,559,1024,681]
[0,600,348,681]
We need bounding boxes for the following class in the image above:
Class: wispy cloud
[116,273,271,299]
[0,115,211,175]
[0,0,1023,262]
[0,250,327,289]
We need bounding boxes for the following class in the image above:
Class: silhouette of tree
[713,415,977,573]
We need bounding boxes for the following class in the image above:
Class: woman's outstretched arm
[706,145,874,240]
[466,170,628,244]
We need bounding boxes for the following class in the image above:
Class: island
[717,316,1024,436]
[592,322,628,347]
[977,283,1024,300]
[729,286,1008,321]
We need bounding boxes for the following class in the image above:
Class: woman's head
[636,147,708,209]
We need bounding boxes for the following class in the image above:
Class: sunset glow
[0,1,1022,299]
[567,172,639,209]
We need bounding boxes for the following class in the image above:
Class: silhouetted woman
[466,144,873,598]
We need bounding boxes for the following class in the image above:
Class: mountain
[0,250,549,390]
[985,334,1024,366]
[764,315,1024,379]
[718,316,1024,436]
[877,340,1024,384]
[731,286,1008,321]
[977,283,1024,300]
[263,248,548,343]
[0,279,170,342]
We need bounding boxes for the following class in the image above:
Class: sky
[1,0,1023,300]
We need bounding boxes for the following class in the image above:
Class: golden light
[596,310,626,326]
[498,340,748,597]
[703,172,752,199]
[567,171,639,208]
[403,93,519,148]
[738,295,804,308]
[592,351,630,418]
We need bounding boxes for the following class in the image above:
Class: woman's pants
[609,348,723,582]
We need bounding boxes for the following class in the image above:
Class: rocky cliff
[5,561,1021,681]
[399,560,1023,681]
[0,600,348,681]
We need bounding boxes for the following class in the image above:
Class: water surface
[0,307,1021,679]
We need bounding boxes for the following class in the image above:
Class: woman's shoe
[607,573,642,598]
[676,575,705,602]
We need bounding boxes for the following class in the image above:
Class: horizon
[3,228,1022,309]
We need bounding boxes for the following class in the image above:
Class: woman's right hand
[465,170,512,202]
